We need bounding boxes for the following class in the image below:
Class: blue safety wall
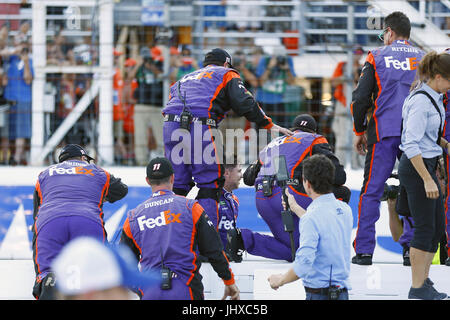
[0,186,403,256]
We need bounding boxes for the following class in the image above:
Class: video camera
[380,173,399,201]
[275,155,296,261]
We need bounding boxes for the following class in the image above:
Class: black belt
[304,286,348,295]
[163,114,217,127]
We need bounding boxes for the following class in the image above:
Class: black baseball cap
[203,48,233,68]
[146,157,174,180]
[291,114,317,133]
[58,144,95,163]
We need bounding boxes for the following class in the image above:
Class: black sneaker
[226,228,244,263]
[425,278,448,300]
[408,282,448,300]
[352,253,373,265]
[402,247,411,266]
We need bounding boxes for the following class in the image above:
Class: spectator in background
[47,32,68,66]
[13,20,29,46]
[52,237,159,300]
[133,47,164,166]
[122,58,139,165]
[330,45,365,169]
[113,49,127,164]
[5,40,33,165]
[169,46,198,83]
[256,48,296,130]
[58,73,75,119]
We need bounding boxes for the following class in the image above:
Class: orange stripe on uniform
[187,202,204,285]
[35,181,43,205]
[123,217,142,255]
[311,136,328,147]
[99,170,111,242]
[34,221,41,275]
[208,70,240,119]
[366,52,381,142]
[34,181,43,277]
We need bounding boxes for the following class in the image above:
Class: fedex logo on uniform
[137,210,181,231]
[384,56,418,71]
[48,166,94,176]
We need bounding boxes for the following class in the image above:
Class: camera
[276,55,287,66]
[381,184,399,201]
[380,173,399,201]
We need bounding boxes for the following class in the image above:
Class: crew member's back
[121,157,238,300]
[35,160,111,232]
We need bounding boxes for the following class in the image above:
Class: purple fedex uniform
[120,190,235,300]
[241,130,347,261]
[218,189,239,248]
[351,40,424,255]
[32,160,128,299]
[162,65,273,230]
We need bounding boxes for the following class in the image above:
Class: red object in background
[244,120,251,140]
[181,57,193,65]
[0,4,20,30]
[123,79,138,134]
[282,30,299,54]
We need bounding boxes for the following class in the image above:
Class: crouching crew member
[32,144,128,299]
[227,114,350,262]
[162,48,292,231]
[120,157,240,300]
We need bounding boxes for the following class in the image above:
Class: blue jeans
[305,291,349,300]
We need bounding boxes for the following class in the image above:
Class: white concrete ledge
[3,258,449,300]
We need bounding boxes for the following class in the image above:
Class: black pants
[398,154,445,253]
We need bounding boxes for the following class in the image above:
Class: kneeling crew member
[120,157,240,300]
[32,144,128,299]
[227,114,350,262]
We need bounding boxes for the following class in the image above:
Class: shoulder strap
[413,90,443,144]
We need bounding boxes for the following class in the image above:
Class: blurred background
[0,0,447,169]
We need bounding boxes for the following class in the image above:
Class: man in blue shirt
[268,154,353,300]
[256,52,296,128]
[5,41,33,165]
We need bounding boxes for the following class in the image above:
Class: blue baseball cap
[52,237,160,296]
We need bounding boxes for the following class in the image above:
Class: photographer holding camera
[256,49,296,129]
[169,46,199,83]
[267,154,353,300]
[133,47,164,166]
